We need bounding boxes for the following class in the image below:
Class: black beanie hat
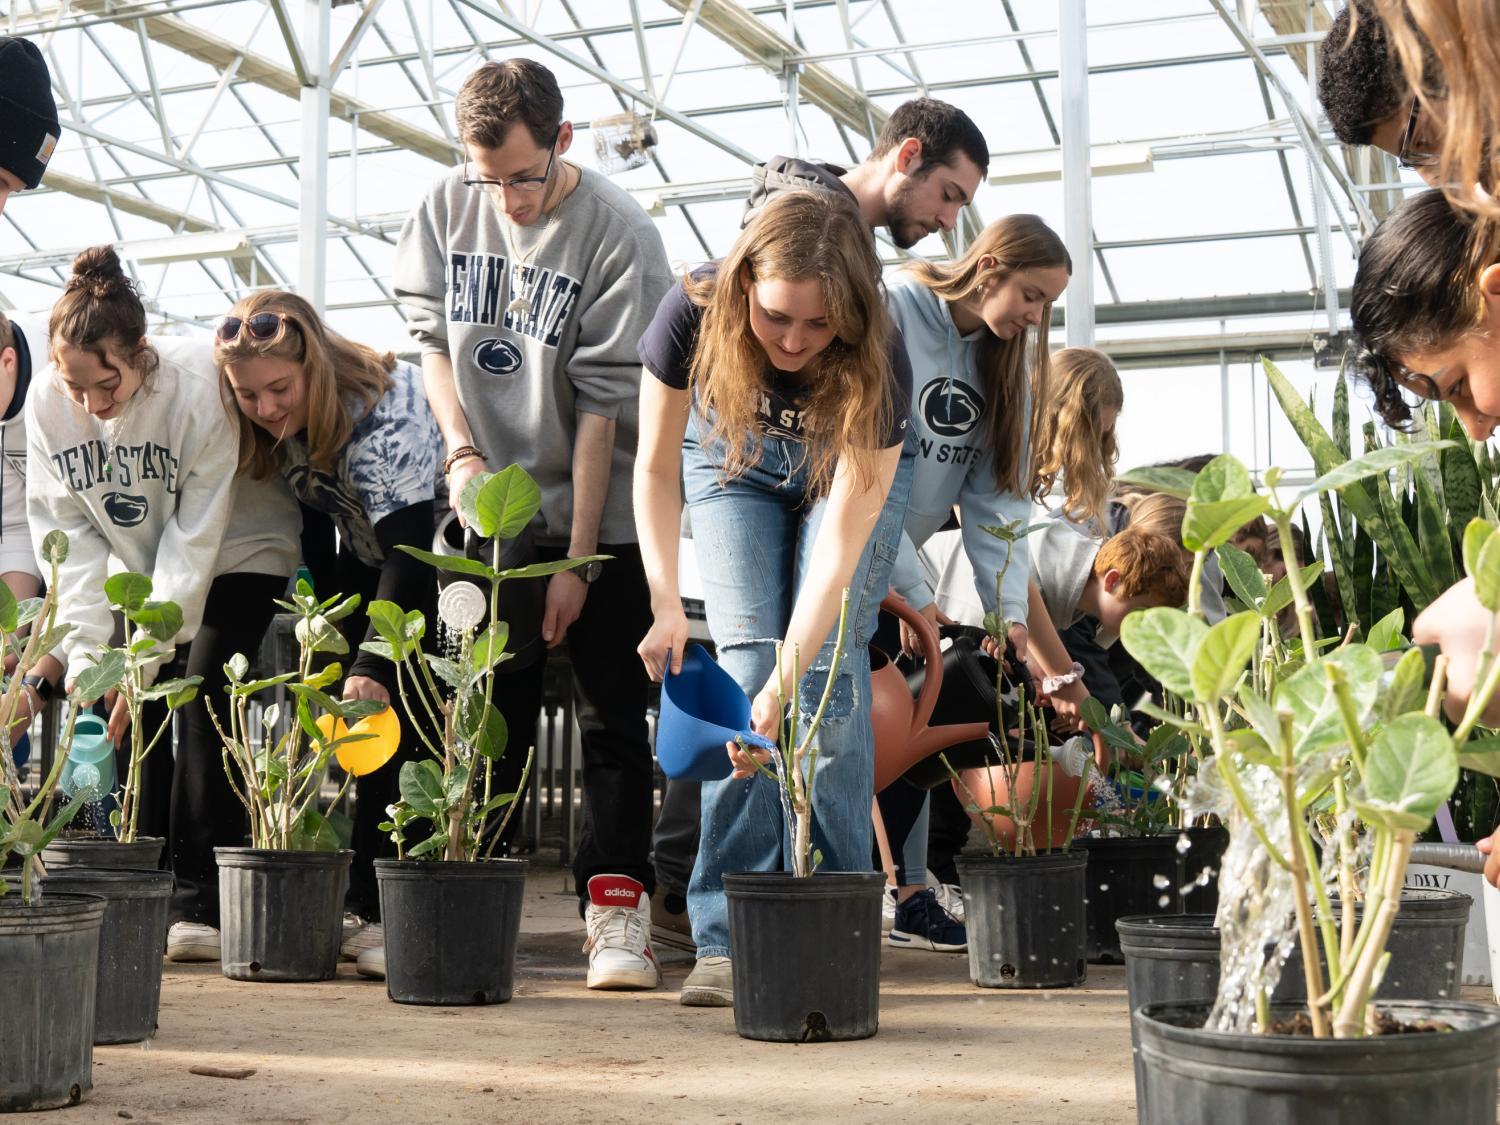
[0,37,61,190]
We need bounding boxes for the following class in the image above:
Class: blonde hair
[903,214,1070,498]
[1033,346,1122,529]
[1116,491,1186,544]
[213,289,395,479]
[688,191,894,497]
[1367,0,1500,220]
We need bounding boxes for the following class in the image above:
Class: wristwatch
[573,559,604,584]
[22,674,55,702]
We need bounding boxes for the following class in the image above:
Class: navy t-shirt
[637,273,912,448]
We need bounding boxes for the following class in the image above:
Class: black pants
[875,779,927,886]
[136,571,287,927]
[485,541,656,903]
[652,778,700,897]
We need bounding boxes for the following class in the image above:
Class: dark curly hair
[1349,189,1488,429]
[1319,3,1409,146]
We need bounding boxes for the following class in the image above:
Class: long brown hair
[687,190,894,497]
[1034,346,1123,529]
[902,214,1070,498]
[49,245,159,384]
[213,289,395,479]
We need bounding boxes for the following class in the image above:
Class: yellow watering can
[315,705,401,776]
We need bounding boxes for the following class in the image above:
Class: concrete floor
[55,861,1423,1125]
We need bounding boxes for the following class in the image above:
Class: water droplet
[1176,832,1192,855]
[1097,883,1110,892]
[1152,874,1171,889]
[1157,895,1171,908]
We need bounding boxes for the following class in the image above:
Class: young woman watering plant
[633,190,914,1008]
[27,246,301,962]
[877,215,1073,952]
[213,288,442,976]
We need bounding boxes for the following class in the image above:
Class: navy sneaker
[888,887,966,952]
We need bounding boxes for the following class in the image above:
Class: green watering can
[58,713,115,800]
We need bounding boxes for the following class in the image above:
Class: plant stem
[1332,829,1414,1037]
[1272,512,1317,661]
[1188,548,1206,618]
[1279,711,1330,1038]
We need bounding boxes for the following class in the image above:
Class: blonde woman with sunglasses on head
[27,246,301,964]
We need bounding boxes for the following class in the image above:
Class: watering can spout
[58,713,116,800]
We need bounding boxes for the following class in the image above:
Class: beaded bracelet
[442,445,485,475]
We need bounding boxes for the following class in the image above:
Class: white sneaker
[934,883,966,924]
[882,885,897,931]
[355,945,385,980]
[582,874,660,990]
[166,921,221,963]
[341,921,383,961]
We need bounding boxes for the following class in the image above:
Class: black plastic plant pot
[0,892,107,1112]
[375,858,528,1005]
[1274,888,1471,1003]
[1133,999,1500,1125]
[216,848,352,983]
[40,868,174,1044]
[1117,913,1220,1012]
[42,836,165,872]
[956,850,1087,989]
[1077,832,1227,964]
[723,871,883,1042]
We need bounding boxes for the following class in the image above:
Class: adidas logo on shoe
[584,874,660,991]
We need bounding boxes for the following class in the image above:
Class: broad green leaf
[1120,608,1208,701]
[425,656,470,689]
[1355,713,1458,831]
[406,833,447,858]
[240,672,297,695]
[1217,543,1268,607]
[498,556,610,582]
[1366,607,1405,653]
[225,654,249,683]
[1382,646,1428,722]
[468,464,542,540]
[1223,727,1277,768]
[321,594,362,624]
[477,791,516,818]
[460,702,508,760]
[359,640,399,662]
[1134,700,1204,734]
[401,610,425,643]
[1278,645,1383,759]
[1292,441,1457,505]
[132,600,183,643]
[294,614,348,656]
[1262,561,1326,619]
[398,759,444,817]
[14,597,42,631]
[1190,611,1261,702]
[72,650,127,702]
[326,807,354,850]
[395,544,498,580]
[364,600,409,649]
[0,583,19,634]
[304,663,342,692]
[442,762,470,807]
[1236,682,1283,748]
[1463,518,1493,586]
[287,682,341,717]
[473,622,510,674]
[1116,465,1198,499]
[40,530,68,566]
[979,520,1047,543]
[1471,520,1500,611]
[1457,736,1500,779]
[1143,724,1190,763]
[35,797,88,852]
[1190,455,1255,504]
[1183,496,1269,553]
[104,572,152,612]
[294,809,342,853]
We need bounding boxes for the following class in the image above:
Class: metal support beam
[1059,0,1093,347]
[299,0,331,311]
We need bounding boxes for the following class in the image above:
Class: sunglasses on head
[216,312,295,343]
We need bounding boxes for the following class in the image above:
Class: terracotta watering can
[871,595,991,793]
[952,731,1099,852]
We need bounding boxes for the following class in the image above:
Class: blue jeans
[682,413,915,958]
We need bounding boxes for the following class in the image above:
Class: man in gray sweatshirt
[394,58,672,992]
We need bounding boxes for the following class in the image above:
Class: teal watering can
[657,645,776,781]
[58,714,115,800]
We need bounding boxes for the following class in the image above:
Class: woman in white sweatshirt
[879,215,1071,953]
[28,246,300,962]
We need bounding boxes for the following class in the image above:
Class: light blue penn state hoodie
[887,279,1033,628]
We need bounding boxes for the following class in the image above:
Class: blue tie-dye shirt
[280,360,441,567]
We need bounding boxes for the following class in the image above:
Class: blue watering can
[58,714,116,800]
[657,645,776,781]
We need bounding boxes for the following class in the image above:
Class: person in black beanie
[0,36,61,215]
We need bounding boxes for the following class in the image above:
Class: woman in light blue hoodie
[880,214,1071,952]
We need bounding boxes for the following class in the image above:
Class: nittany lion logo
[918,377,983,438]
[102,492,149,528]
[473,338,523,377]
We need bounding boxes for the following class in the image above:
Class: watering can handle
[880,594,944,735]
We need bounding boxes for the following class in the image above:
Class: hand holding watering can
[656,645,776,782]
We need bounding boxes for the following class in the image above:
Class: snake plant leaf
[1333,370,1352,458]
[1292,441,1457,507]
[1190,611,1261,702]
[1373,470,1437,607]
[1120,608,1208,702]
[1216,544,1268,607]
[1355,713,1458,832]
[1413,463,1457,591]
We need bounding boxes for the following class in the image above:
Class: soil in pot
[723,871,883,1043]
[375,858,528,1005]
[40,868,174,1044]
[217,848,351,983]
[1133,999,1500,1125]
[42,835,165,871]
[0,892,107,1112]
[956,850,1087,989]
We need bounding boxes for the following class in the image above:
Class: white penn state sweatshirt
[27,336,300,681]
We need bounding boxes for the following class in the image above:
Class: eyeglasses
[462,127,562,193]
[216,312,295,343]
[1398,98,1438,171]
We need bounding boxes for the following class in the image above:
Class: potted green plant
[1119,449,1500,1123]
[0,531,114,1110]
[364,464,601,1006]
[41,573,202,871]
[211,583,390,983]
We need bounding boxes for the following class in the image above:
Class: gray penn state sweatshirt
[393,165,671,547]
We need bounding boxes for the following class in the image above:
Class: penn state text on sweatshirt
[393,165,672,547]
[886,280,1032,627]
[27,336,301,681]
